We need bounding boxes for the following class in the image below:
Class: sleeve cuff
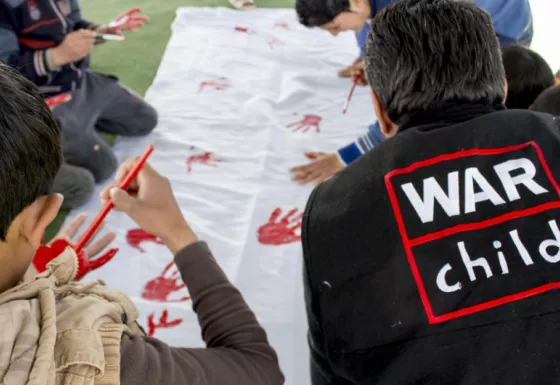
[33,50,49,77]
[337,142,364,165]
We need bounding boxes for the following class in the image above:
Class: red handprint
[186,152,222,173]
[198,78,231,94]
[126,228,163,253]
[147,310,183,337]
[142,261,190,302]
[257,208,303,245]
[286,114,322,133]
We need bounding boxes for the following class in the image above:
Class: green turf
[45,0,293,240]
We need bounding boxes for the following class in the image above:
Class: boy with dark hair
[532,84,560,116]
[502,45,555,109]
[303,0,560,384]
[291,0,534,185]
[0,62,283,385]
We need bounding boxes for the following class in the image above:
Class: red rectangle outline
[385,141,560,324]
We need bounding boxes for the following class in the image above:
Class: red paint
[258,208,303,245]
[186,151,222,173]
[142,261,190,303]
[234,25,254,34]
[384,141,560,324]
[126,228,164,252]
[286,114,322,133]
[33,239,118,281]
[147,310,183,337]
[198,78,231,94]
[45,93,71,109]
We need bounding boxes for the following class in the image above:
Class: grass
[45,0,293,240]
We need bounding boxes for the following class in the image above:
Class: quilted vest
[0,247,144,385]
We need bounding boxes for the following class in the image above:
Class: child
[502,45,555,109]
[296,0,534,78]
[532,84,560,116]
[0,62,283,385]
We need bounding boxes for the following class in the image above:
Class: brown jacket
[0,247,144,385]
[0,241,284,385]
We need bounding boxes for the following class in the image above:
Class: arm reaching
[100,158,284,385]
[120,242,284,385]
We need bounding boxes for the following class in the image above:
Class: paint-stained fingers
[268,207,282,223]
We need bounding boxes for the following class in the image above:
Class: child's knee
[135,103,158,136]
[93,151,119,183]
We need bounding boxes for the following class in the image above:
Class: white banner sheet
[70,8,377,384]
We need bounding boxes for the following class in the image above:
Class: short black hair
[0,63,62,239]
[532,85,560,116]
[502,45,554,109]
[365,0,506,124]
[296,0,349,27]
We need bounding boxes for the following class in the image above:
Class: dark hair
[532,85,560,116]
[502,45,554,109]
[0,62,62,239]
[365,0,506,124]
[296,0,349,27]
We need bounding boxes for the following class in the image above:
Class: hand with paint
[47,29,96,68]
[290,152,344,185]
[100,158,197,255]
[107,8,149,33]
[28,214,117,281]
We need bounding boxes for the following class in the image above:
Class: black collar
[398,101,506,134]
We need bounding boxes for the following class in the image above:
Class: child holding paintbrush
[0,63,283,385]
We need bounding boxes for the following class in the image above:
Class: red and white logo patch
[385,142,560,324]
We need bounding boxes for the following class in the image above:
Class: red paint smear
[126,228,164,253]
[142,261,190,303]
[147,310,183,337]
[257,208,303,245]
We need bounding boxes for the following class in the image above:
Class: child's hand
[290,152,344,185]
[100,158,197,255]
[350,59,368,86]
[27,214,116,280]
[108,8,149,33]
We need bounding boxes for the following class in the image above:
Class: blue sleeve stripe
[337,142,364,165]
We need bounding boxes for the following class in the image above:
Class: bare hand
[100,158,197,254]
[290,152,344,185]
[338,57,364,78]
[48,29,96,67]
[25,214,115,280]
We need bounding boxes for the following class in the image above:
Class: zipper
[48,0,67,33]
[70,62,82,77]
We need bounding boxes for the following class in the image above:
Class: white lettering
[494,241,509,275]
[509,230,534,266]
[458,241,493,282]
[494,158,548,201]
[436,263,462,293]
[401,172,460,223]
[539,220,560,263]
[464,167,506,214]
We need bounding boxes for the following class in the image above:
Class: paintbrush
[342,74,360,114]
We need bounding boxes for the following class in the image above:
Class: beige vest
[0,248,144,385]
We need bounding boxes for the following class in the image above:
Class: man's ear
[21,194,63,248]
[370,89,398,138]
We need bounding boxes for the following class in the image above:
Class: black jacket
[0,0,96,96]
[303,103,560,385]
